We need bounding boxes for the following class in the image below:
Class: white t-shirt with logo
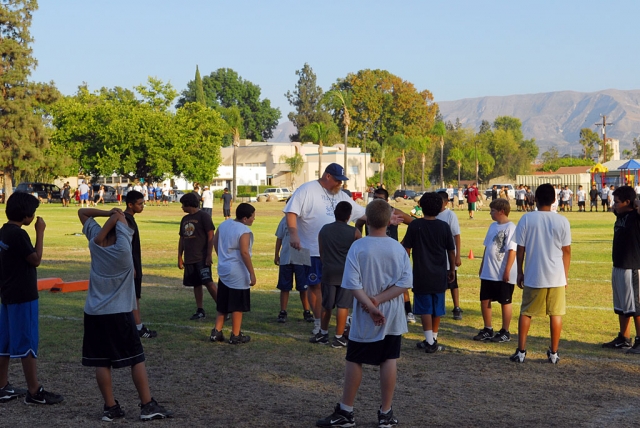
[514,211,571,288]
[284,180,365,257]
[480,221,517,284]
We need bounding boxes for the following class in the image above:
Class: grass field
[2,199,639,427]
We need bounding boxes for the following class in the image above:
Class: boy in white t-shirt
[473,198,517,343]
[510,184,571,364]
[316,199,412,428]
[577,185,586,212]
[210,203,256,345]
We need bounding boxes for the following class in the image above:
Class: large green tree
[52,79,226,184]
[0,0,63,198]
[330,69,438,156]
[178,68,280,142]
[579,128,599,160]
[285,63,331,141]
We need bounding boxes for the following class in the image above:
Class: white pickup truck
[257,187,292,201]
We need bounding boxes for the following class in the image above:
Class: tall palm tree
[386,135,410,189]
[431,121,446,187]
[301,122,338,178]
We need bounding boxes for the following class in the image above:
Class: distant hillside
[268,121,297,142]
[438,89,640,154]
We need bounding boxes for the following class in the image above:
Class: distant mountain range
[438,89,640,154]
[270,89,640,155]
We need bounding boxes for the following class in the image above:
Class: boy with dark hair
[178,192,218,320]
[313,201,361,348]
[79,208,172,421]
[0,193,63,405]
[210,203,256,344]
[403,193,455,353]
[474,198,517,343]
[316,199,412,428]
[221,188,233,220]
[124,190,156,339]
[590,184,599,212]
[274,214,312,323]
[511,183,571,364]
[602,186,640,352]
[437,191,463,320]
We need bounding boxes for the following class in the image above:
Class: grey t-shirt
[83,219,136,315]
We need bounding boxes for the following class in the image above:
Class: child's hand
[274,255,280,266]
[34,217,46,234]
[502,271,511,283]
[516,273,524,289]
[249,272,257,286]
[178,257,184,270]
[368,307,385,326]
[205,254,212,266]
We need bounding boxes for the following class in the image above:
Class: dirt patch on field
[3,328,640,427]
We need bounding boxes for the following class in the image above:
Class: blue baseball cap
[325,163,348,181]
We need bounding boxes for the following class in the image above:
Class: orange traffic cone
[468,249,475,259]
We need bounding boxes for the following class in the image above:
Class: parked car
[92,184,118,203]
[257,188,292,201]
[392,189,417,200]
[484,184,515,200]
[15,182,62,202]
[169,189,186,203]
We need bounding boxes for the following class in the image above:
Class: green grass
[4,201,633,426]
[26,201,620,359]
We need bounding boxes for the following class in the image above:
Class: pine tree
[194,65,205,106]
[0,0,59,198]
[285,63,331,141]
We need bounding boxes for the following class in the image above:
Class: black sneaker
[24,386,64,405]
[331,336,348,348]
[602,332,632,349]
[473,327,494,341]
[0,382,27,402]
[303,310,314,322]
[425,340,445,354]
[210,328,224,342]
[378,407,399,428]
[316,403,355,427]
[102,400,125,422]
[189,309,205,321]
[277,310,288,323]
[416,340,428,349]
[452,307,463,320]
[490,329,511,343]
[138,325,157,338]
[310,332,329,344]
[626,337,640,354]
[509,348,527,363]
[547,348,560,364]
[229,332,251,344]
[139,398,173,421]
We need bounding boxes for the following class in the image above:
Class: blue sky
[31,0,639,119]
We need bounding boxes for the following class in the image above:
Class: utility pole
[595,115,613,163]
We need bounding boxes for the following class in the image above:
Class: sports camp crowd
[1,161,639,427]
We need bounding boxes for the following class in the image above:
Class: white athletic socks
[424,330,434,345]
[339,403,353,412]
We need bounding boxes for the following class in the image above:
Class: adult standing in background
[464,182,479,219]
[202,186,214,217]
[284,163,366,336]
[79,180,90,208]
[221,188,233,220]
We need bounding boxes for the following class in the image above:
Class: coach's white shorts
[612,267,640,316]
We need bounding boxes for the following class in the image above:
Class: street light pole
[475,139,479,184]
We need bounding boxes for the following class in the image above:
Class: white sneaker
[406,312,416,324]
[509,348,527,363]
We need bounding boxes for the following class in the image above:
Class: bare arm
[354,217,366,234]
[562,245,571,285]
[206,229,214,266]
[274,237,282,265]
[286,212,300,250]
[352,288,385,326]
[394,208,413,225]
[94,212,126,246]
[373,285,406,305]
[212,229,219,255]
[239,233,256,286]
[503,249,516,283]
[26,217,45,267]
[78,207,122,225]
[447,249,456,283]
[479,247,487,277]
[178,236,185,269]
[354,227,362,240]
[318,233,323,262]
[516,245,525,289]
[454,234,462,267]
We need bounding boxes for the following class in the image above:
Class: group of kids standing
[5,171,640,426]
